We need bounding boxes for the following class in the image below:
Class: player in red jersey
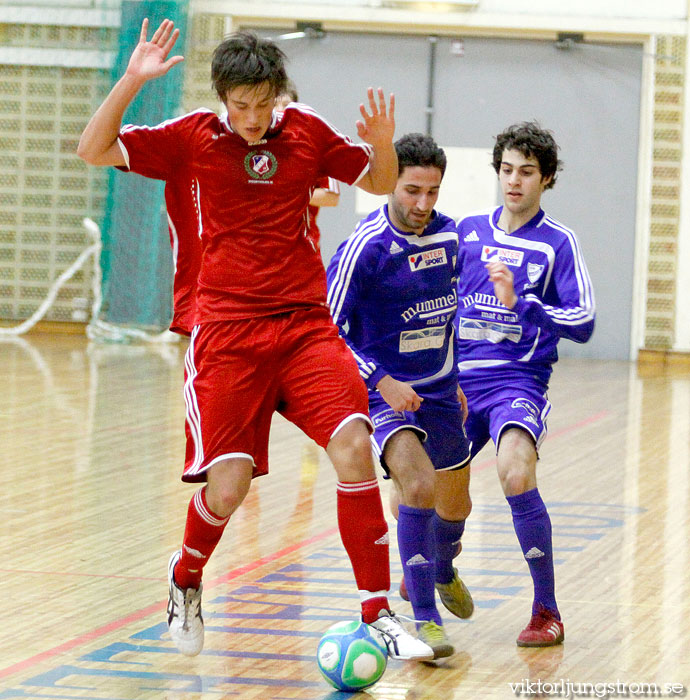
[78,18,433,661]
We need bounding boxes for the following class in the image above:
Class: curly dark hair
[492,121,562,189]
[211,31,288,101]
[395,132,447,177]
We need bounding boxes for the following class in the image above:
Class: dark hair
[211,31,288,101]
[281,79,299,102]
[492,121,562,189]
[395,133,447,177]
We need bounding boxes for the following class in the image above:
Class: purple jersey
[455,206,595,390]
[327,205,459,399]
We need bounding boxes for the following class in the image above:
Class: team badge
[527,262,545,283]
[408,247,447,271]
[480,245,524,266]
[244,150,278,180]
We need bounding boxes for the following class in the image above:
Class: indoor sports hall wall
[0,2,687,361]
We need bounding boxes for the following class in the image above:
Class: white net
[0,217,180,344]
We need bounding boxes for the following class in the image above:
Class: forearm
[364,142,398,194]
[514,295,596,343]
[77,73,146,166]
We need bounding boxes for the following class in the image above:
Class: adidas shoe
[167,550,204,656]
[435,568,474,619]
[367,610,434,661]
[417,620,454,659]
[516,604,564,647]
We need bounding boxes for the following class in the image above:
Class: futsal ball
[316,620,388,692]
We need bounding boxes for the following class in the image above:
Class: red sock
[174,487,229,590]
[337,479,391,623]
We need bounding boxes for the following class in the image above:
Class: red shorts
[182,307,370,482]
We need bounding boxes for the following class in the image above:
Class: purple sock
[397,504,441,625]
[432,513,465,584]
[506,488,560,618]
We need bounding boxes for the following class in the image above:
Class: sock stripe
[337,479,379,494]
[193,489,229,528]
[359,590,388,603]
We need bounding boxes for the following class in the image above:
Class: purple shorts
[462,378,551,459]
[369,391,472,475]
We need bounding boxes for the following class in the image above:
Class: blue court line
[17,665,321,690]
[132,622,324,642]
[80,642,314,664]
[255,569,531,584]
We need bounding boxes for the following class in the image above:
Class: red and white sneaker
[516,604,564,647]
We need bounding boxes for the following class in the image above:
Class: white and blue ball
[316,620,388,692]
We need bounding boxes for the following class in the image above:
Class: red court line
[0,526,338,681]
[471,409,611,473]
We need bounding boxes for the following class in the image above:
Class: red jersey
[118,106,371,323]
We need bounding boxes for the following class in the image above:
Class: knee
[399,472,435,510]
[205,481,248,517]
[343,425,374,461]
[436,488,472,522]
[327,419,375,481]
[497,430,537,496]
[206,463,252,517]
[499,467,532,497]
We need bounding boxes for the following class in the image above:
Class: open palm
[356,87,395,148]
[126,18,184,82]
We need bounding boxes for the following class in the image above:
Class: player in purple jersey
[328,134,474,659]
[455,121,595,647]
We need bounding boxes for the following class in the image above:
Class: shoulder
[273,103,325,133]
[352,207,390,247]
[540,212,575,237]
[279,103,363,146]
[282,102,329,126]
[340,208,390,261]
[456,206,495,229]
[123,108,217,134]
[538,212,582,253]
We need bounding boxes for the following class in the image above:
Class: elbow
[76,138,96,165]
[571,318,596,344]
[76,145,89,164]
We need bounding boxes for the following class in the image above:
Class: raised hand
[125,18,184,83]
[356,87,395,148]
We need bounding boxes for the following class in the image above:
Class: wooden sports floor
[1,333,689,699]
